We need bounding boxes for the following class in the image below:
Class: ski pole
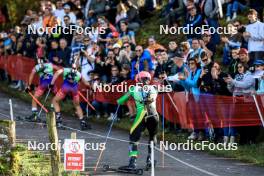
[78,91,96,111]
[37,88,51,118]
[94,104,120,172]
[28,92,49,113]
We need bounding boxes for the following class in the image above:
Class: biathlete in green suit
[117,71,159,170]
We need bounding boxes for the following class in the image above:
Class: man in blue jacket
[131,45,154,80]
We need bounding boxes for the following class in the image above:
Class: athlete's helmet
[135,71,151,84]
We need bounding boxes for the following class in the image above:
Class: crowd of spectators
[0,0,264,144]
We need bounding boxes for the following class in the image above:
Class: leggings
[129,115,159,158]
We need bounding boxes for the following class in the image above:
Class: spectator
[228,47,240,78]
[42,7,56,29]
[119,21,136,45]
[221,22,242,65]
[225,62,255,144]
[63,4,76,25]
[203,0,220,44]
[119,42,135,65]
[189,38,204,63]
[211,62,231,96]
[169,52,189,91]
[147,36,166,56]
[61,15,74,44]
[243,9,264,61]
[177,56,202,140]
[53,0,65,23]
[89,0,107,18]
[131,45,154,79]
[167,41,178,59]
[185,5,203,39]
[254,59,264,94]
[124,0,141,31]
[225,0,246,22]
[164,0,184,27]
[200,31,216,60]
[198,52,214,94]
[115,3,128,25]
[48,40,62,65]
[247,0,264,22]
[180,41,193,62]
[226,62,255,96]
[58,38,72,67]
[238,48,254,71]
[101,49,119,82]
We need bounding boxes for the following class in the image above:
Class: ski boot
[80,119,91,130]
[25,111,41,122]
[55,112,63,128]
[119,156,137,170]
[145,155,157,171]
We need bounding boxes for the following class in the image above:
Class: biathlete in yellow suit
[117,71,159,170]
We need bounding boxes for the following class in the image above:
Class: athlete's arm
[81,78,91,88]
[117,86,133,105]
[51,69,64,85]
[28,68,36,86]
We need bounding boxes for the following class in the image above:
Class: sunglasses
[202,59,208,62]
[136,50,142,52]
[124,45,130,48]
[93,78,100,81]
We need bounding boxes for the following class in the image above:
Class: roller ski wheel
[56,121,66,130]
[103,165,143,175]
[80,120,92,131]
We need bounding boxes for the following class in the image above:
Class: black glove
[48,84,54,89]
[25,84,34,93]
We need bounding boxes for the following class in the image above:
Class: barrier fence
[0,55,264,129]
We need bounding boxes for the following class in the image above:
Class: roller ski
[103,157,143,175]
[80,119,92,131]
[145,155,157,171]
[54,114,65,130]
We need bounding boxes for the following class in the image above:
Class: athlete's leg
[52,89,66,124]
[73,92,91,130]
[127,121,145,169]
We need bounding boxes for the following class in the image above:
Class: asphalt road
[0,91,264,176]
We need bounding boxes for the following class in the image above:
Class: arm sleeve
[184,69,202,88]
[117,91,131,105]
[232,74,255,89]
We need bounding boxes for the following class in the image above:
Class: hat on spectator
[64,4,71,9]
[169,52,183,60]
[113,43,121,49]
[253,59,264,66]
[112,32,119,38]
[239,48,248,55]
